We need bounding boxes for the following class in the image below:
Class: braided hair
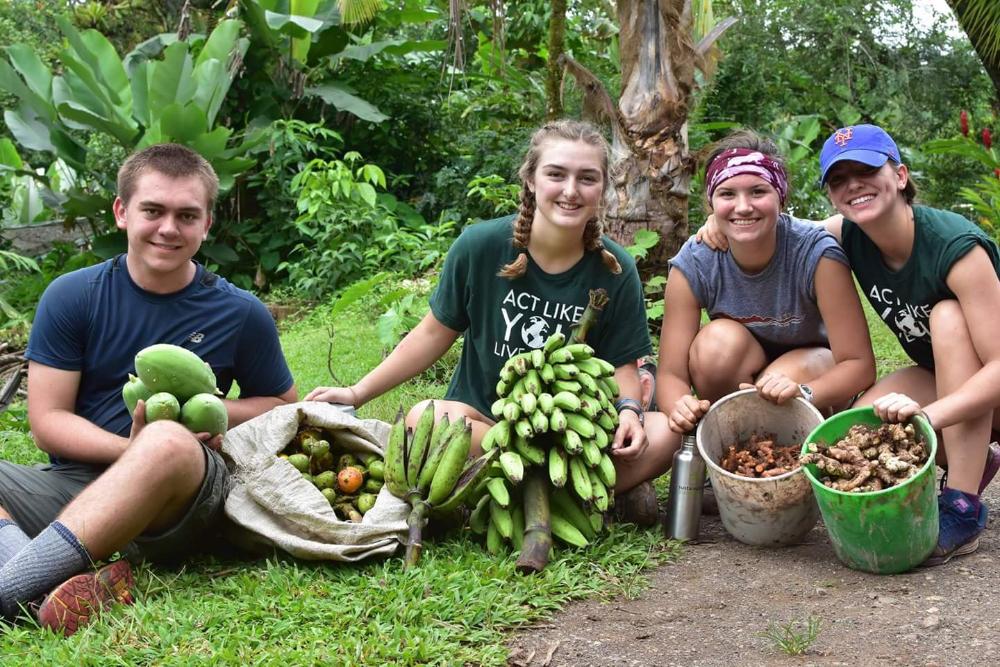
[498,120,622,278]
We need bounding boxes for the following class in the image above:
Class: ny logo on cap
[834,128,854,147]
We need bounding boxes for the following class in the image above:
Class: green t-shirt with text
[842,205,1000,369]
[429,216,652,417]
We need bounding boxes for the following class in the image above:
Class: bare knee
[405,400,432,427]
[929,299,967,341]
[127,420,204,476]
[689,320,761,388]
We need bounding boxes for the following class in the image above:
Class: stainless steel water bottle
[664,432,706,540]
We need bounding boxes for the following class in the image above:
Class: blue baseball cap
[819,124,901,185]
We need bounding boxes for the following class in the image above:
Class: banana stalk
[569,289,609,344]
[515,468,552,574]
[403,497,430,569]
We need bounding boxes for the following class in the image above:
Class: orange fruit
[337,466,364,494]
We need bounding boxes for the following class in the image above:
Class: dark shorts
[0,444,231,564]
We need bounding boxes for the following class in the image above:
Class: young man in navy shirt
[0,144,297,635]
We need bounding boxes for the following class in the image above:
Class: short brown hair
[889,160,918,204]
[117,143,219,209]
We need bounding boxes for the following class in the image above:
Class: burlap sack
[221,401,408,561]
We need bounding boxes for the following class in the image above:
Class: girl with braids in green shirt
[308,120,679,525]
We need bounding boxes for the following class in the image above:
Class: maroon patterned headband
[705,148,788,204]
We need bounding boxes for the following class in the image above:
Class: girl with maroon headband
[650,130,875,448]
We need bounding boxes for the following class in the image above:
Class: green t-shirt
[842,205,1000,369]
[429,215,652,417]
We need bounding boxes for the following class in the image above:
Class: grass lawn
[0,282,910,664]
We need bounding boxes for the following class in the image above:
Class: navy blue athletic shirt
[26,255,293,451]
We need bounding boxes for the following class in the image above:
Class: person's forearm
[613,365,642,402]
[809,359,875,410]
[31,409,129,465]
[923,360,1000,430]
[654,370,694,413]
[224,394,295,428]
[353,325,457,405]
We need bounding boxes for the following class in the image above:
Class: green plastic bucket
[801,407,938,574]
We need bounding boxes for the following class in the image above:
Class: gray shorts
[0,444,231,563]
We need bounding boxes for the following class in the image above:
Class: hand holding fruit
[122,344,228,439]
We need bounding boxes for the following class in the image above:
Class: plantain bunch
[473,330,620,552]
[279,425,384,521]
[383,402,498,567]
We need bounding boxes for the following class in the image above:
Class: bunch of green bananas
[383,401,498,567]
[472,331,620,551]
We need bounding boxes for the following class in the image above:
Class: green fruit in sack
[122,374,154,417]
[287,454,310,473]
[134,343,218,402]
[367,459,385,481]
[357,493,377,514]
[180,393,228,437]
[321,488,338,505]
[144,392,180,422]
[313,470,337,490]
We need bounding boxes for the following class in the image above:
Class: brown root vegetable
[800,423,929,493]
[720,432,802,478]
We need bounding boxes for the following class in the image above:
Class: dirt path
[508,482,998,666]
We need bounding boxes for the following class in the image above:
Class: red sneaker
[35,560,135,636]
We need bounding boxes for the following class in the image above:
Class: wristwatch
[798,384,814,403]
[614,398,645,426]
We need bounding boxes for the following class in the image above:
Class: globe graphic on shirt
[521,316,549,349]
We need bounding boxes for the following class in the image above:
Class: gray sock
[0,521,92,619]
[0,519,31,569]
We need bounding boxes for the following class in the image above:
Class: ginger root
[800,423,929,493]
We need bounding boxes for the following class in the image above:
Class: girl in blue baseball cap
[818,123,1000,566]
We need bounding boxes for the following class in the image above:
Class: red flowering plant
[924,112,999,236]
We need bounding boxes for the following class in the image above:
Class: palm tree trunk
[947,0,1000,113]
[545,0,568,120]
[561,1,732,275]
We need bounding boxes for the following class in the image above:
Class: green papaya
[135,344,218,402]
[145,392,180,422]
[180,393,228,438]
[122,374,154,417]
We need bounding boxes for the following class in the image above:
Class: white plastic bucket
[696,389,822,546]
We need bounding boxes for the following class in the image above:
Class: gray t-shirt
[669,214,848,354]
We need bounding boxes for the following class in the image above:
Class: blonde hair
[117,143,219,209]
[498,120,621,278]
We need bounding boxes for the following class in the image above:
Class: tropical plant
[766,114,831,220]
[0,16,257,248]
[558,0,736,274]
[947,0,1000,106]
[279,148,455,298]
[0,247,40,328]
[925,129,1000,233]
